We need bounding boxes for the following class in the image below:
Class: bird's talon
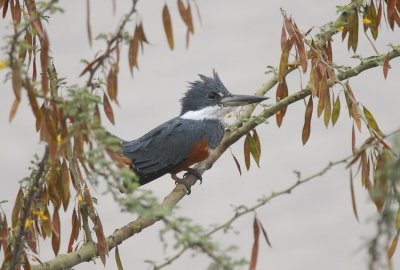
[176,180,191,195]
[184,168,203,184]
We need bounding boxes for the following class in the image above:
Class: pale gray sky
[1,0,399,269]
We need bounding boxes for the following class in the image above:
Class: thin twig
[156,217,223,269]
[8,0,59,65]
[153,156,350,269]
[85,0,139,89]
[364,31,380,55]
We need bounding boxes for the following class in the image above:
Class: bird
[121,71,268,193]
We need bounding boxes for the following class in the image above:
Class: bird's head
[180,71,268,120]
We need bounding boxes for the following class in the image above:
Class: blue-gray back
[122,117,224,184]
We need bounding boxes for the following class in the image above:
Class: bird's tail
[103,131,132,167]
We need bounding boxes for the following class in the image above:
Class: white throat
[179,105,235,120]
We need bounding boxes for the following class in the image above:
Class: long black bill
[221,94,268,107]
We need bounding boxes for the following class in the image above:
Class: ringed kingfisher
[121,71,267,193]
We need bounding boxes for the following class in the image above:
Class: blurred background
[1,0,399,269]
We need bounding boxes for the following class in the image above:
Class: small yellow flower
[33,209,48,221]
[77,194,83,202]
[24,219,33,229]
[0,60,7,70]
[363,18,372,25]
[56,135,62,144]
[338,26,344,33]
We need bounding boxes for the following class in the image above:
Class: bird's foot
[184,168,202,184]
[171,169,202,195]
[172,174,192,195]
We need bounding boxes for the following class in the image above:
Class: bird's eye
[207,92,218,100]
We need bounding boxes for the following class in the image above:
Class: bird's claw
[171,169,202,195]
[174,179,192,195]
[184,168,203,184]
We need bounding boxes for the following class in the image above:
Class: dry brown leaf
[8,98,20,123]
[107,65,118,104]
[230,150,242,176]
[349,169,359,221]
[352,123,356,154]
[51,208,60,255]
[280,24,287,50]
[302,96,313,145]
[244,134,251,170]
[256,216,272,247]
[162,4,174,50]
[86,0,92,47]
[249,216,260,270]
[278,38,294,83]
[2,0,9,18]
[186,3,194,34]
[128,28,140,74]
[95,215,108,265]
[383,54,389,79]
[388,231,399,259]
[26,79,42,129]
[317,75,328,117]
[40,31,49,95]
[103,92,115,125]
[276,79,288,127]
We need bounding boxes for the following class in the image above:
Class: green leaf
[332,95,341,126]
[252,129,261,160]
[348,11,359,52]
[248,132,261,167]
[363,106,382,136]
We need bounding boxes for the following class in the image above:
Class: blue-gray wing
[122,118,205,185]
